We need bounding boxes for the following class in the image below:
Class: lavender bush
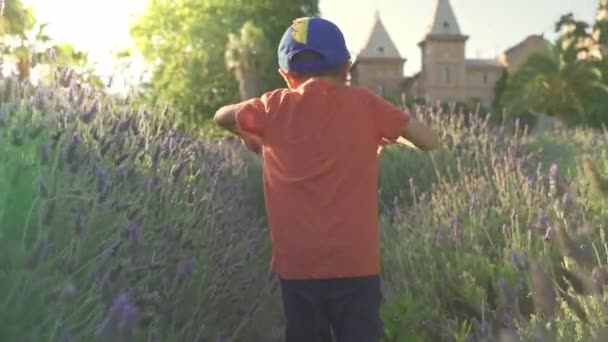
[1,72,608,342]
[379,107,608,341]
[0,76,275,341]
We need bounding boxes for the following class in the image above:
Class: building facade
[349,0,554,107]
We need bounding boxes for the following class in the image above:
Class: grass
[1,75,608,342]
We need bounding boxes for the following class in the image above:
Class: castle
[349,0,553,107]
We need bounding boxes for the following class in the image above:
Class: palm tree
[225,21,269,100]
[500,42,608,125]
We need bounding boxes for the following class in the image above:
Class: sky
[23,0,600,77]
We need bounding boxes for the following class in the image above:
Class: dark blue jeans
[279,275,383,342]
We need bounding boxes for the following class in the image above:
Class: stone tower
[418,0,468,102]
[350,11,406,99]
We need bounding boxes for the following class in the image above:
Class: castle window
[443,21,450,30]
[443,67,451,84]
[483,72,488,83]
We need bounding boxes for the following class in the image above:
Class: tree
[500,42,608,125]
[0,1,95,87]
[0,0,37,80]
[130,0,319,129]
[225,21,271,101]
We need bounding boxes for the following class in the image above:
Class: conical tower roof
[357,11,403,60]
[427,0,463,36]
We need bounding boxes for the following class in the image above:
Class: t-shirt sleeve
[235,91,278,137]
[364,89,411,141]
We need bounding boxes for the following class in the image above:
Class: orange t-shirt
[235,78,410,280]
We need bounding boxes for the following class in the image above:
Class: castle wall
[419,38,468,102]
[351,59,405,99]
[465,66,504,106]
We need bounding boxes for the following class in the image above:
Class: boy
[214,17,438,342]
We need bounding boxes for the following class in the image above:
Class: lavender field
[1,75,608,342]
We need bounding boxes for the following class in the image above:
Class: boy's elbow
[213,107,226,125]
[213,106,234,129]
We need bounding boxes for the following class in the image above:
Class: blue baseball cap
[278,17,351,74]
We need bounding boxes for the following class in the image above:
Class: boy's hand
[241,133,263,154]
[377,137,419,155]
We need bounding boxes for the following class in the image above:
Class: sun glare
[23,0,147,71]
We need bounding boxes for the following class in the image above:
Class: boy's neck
[292,75,346,89]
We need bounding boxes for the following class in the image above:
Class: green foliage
[130,0,319,129]
[499,6,608,129]
[501,43,608,124]
[0,0,36,38]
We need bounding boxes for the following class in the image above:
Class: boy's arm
[398,119,438,151]
[214,100,266,154]
[368,91,438,151]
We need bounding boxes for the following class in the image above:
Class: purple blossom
[509,251,519,267]
[216,331,226,342]
[537,208,548,230]
[450,218,460,241]
[37,178,49,197]
[95,167,107,192]
[480,320,489,337]
[65,134,79,163]
[97,290,139,337]
[468,195,477,215]
[127,220,140,243]
[33,88,45,111]
[549,163,559,196]
[74,214,84,235]
[79,98,99,123]
[151,145,161,167]
[549,163,558,180]
[49,47,57,62]
[40,142,50,165]
[179,257,195,278]
[509,251,528,271]
[527,175,536,188]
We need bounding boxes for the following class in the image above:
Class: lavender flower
[509,251,528,271]
[79,98,99,123]
[68,82,76,100]
[549,162,559,196]
[527,175,536,189]
[40,142,50,165]
[95,167,107,193]
[65,134,80,164]
[97,290,139,337]
[468,195,477,215]
[37,178,49,198]
[74,213,84,235]
[480,320,489,338]
[449,217,460,243]
[127,220,140,243]
[171,160,188,183]
[537,208,548,230]
[216,331,226,342]
[178,257,195,278]
[49,47,57,62]
[549,163,558,180]
[33,88,45,111]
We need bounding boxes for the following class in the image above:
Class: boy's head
[277,17,351,88]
